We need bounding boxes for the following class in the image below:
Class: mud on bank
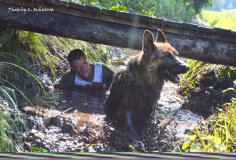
[21,104,195,152]
[178,60,236,118]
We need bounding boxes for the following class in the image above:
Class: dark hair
[68,49,87,65]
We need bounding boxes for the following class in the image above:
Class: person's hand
[91,82,106,89]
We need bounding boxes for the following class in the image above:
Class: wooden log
[0,1,236,66]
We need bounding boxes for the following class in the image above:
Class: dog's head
[141,29,189,83]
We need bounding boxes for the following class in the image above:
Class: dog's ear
[143,30,154,53]
[156,29,167,43]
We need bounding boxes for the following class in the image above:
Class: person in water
[51,49,114,90]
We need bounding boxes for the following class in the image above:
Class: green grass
[181,98,236,152]
[199,10,236,31]
[0,93,25,152]
[0,62,27,152]
[180,9,236,152]
[0,58,47,152]
[180,60,236,95]
[180,57,236,153]
[0,27,114,152]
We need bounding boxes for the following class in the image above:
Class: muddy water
[31,89,108,115]
[21,48,201,152]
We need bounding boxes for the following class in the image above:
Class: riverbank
[178,60,236,152]
[178,10,236,152]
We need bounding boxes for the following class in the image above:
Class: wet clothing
[54,62,114,90]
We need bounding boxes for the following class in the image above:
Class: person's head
[68,49,92,79]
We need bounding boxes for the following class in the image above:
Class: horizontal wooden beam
[0,0,236,66]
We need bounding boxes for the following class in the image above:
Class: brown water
[32,89,108,115]
[21,48,201,152]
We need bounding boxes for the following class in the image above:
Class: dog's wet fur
[104,29,189,135]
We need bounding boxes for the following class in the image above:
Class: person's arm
[102,64,115,89]
[53,70,75,90]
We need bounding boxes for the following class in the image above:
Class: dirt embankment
[178,61,236,118]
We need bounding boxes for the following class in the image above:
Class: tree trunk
[0,0,236,66]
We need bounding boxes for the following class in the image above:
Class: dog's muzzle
[161,58,189,84]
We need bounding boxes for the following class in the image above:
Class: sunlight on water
[155,82,200,122]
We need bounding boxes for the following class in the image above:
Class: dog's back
[104,56,163,125]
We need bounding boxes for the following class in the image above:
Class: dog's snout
[174,57,189,73]
[172,62,189,74]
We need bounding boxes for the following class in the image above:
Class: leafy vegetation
[0,29,43,97]
[184,0,215,14]
[0,58,44,152]
[0,29,49,151]
[0,97,24,152]
[66,0,199,22]
[199,10,236,30]
[180,60,236,95]
[182,97,236,152]
[180,9,236,152]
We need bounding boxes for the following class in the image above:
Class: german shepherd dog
[104,29,189,134]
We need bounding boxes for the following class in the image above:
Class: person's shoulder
[62,69,75,79]
[93,62,114,74]
[94,62,104,66]
[94,62,110,68]
[101,63,114,74]
[54,69,75,90]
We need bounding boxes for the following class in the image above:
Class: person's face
[70,55,91,79]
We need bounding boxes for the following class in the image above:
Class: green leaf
[214,137,222,145]
[0,52,21,61]
[31,147,47,152]
[222,88,235,93]
[182,142,190,150]
[129,144,138,152]
[189,135,196,141]
[206,135,214,140]
[82,143,97,151]
[110,6,120,11]
[0,62,46,96]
